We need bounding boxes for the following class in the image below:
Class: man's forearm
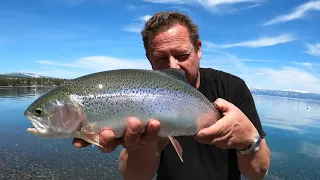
[237,139,271,180]
[119,143,160,180]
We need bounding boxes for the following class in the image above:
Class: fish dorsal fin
[160,68,188,83]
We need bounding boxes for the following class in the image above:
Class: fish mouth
[26,127,39,135]
[24,111,47,135]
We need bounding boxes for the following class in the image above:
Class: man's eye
[157,57,165,60]
[176,54,189,61]
[156,57,167,62]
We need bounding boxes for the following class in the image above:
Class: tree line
[0,75,68,86]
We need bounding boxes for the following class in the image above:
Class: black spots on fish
[60,88,70,96]
[87,108,94,113]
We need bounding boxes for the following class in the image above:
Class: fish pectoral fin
[74,130,103,148]
[168,136,184,162]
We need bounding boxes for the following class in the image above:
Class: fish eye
[35,108,43,116]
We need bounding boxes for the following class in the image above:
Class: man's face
[146,24,202,86]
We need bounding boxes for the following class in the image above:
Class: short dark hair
[141,11,200,54]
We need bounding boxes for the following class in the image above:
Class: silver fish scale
[78,87,212,137]
[58,69,217,137]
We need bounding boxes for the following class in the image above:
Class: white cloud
[76,56,151,71]
[123,15,151,33]
[260,67,318,85]
[123,25,144,33]
[38,60,78,67]
[125,4,150,10]
[200,51,320,93]
[141,0,263,12]
[170,6,191,12]
[60,0,86,6]
[142,0,189,4]
[138,15,152,22]
[305,43,320,56]
[198,0,261,7]
[29,68,88,79]
[126,4,137,9]
[142,0,261,6]
[37,56,152,79]
[204,34,295,48]
[263,0,320,26]
[255,67,320,93]
[293,61,312,68]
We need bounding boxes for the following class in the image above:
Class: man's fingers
[196,116,227,140]
[99,129,117,153]
[147,119,161,134]
[214,98,233,113]
[123,117,142,149]
[141,119,161,144]
[72,138,90,148]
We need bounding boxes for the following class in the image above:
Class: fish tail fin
[168,136,184,162]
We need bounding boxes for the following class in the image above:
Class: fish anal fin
[168,136,184,162]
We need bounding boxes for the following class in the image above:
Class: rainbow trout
[24,68,221,162]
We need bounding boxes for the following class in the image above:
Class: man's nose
[169,56,180,68]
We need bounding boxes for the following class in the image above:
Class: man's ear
[146,52,156,70]
[197,40,202,60]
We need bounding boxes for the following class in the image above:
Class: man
[73,11,271,180]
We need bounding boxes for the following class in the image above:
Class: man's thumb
[214,98,233,113]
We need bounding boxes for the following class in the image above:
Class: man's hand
[194,98,259,150]
[72,117,161,153]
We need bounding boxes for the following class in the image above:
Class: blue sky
[1,0,320,93]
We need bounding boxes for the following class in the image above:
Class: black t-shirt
[156,67,266,180]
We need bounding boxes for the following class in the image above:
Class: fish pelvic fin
[168,136,184,162]
[74,130,103,148]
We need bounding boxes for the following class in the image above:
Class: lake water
[0,87,319,180]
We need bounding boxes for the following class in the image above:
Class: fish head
[24,88,84,138]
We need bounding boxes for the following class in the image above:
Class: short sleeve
[231,81,266,139]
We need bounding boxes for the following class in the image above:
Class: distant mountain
[2,72,52,78]
[0,72,67,87]
[250,88,320,101]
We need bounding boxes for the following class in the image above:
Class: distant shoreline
[252,94,320,103]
